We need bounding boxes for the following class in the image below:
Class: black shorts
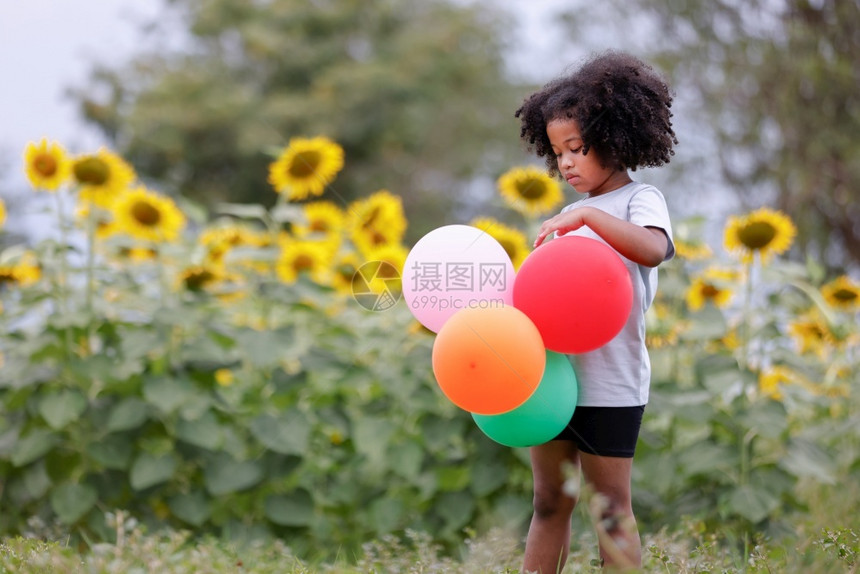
[551,405,645,458]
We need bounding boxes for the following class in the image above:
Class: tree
[567,0,860,270]
[75,0,524,239]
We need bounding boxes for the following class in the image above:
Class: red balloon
[513,236,633,354]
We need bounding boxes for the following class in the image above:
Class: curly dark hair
[515,50,677,175]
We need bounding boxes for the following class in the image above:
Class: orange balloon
[431,306,546,415]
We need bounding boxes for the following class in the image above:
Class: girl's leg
[523,441,580,574]
[579,452,641,569]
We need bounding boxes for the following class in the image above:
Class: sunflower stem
[740,257,755,372]
[53,188,73,360]
[85,204,97,316]
[154,243,177,370]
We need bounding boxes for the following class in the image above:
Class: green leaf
[436,491,475,531]
[435,465,471,491]
[216,202,268,219]
[236,327,296,369]
[270,204,304,224]
[470,459,508,496]
[204,454,263,495]
[682,305,727,340]
[11,429,59,467]
[264,490,314,526]
[177,411,223,451]
[679,443,734,477]
[130,453,178,490]
[38,390,87,430]
[50,483,97,524]
[143,376,195,414]
[249,411,310,455]
[353,416,394,465]
[23,462,52,500]
[369,496,403,533]
[726,484,779,523]
[738,400,788,439]
[169,492,211,527]
[87,435,133,470]
[779,439,836,484]
[388,441,424,481]
[106,398,149,432]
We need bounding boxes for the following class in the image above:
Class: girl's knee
[532,484,578,520]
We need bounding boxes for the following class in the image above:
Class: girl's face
[547,119,630,197]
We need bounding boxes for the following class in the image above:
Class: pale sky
[0,0,569,197]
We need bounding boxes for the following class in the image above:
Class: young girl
[515,51,677,572]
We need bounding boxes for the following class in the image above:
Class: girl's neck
[588,170,633,197]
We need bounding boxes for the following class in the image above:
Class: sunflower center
[498,239,516,261]
[377,262,399,279]
[184,269,215,291]
[701,284,720,299]
[833,288,857,303]
[131,201,162,227]
[337,263,357,280]
[288,151,322,178]
[293,254,314,272]
[310,219,329,233]
[516,178,548,200]
[362,207,381,229]
[34,154,58,177]
[737,221,777,250]
[74,157,111,186]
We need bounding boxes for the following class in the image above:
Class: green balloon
[472,350,577,448]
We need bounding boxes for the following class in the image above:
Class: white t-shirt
[557,181,674,406]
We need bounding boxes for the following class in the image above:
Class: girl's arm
[534,206,668,268]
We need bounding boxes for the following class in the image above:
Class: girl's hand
[534,208,589,247]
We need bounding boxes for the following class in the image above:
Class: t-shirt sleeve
[629,186,675,261]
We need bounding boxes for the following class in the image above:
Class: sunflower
[497,166,563,217]
[294,201,344,239]
[361,243,408,294]
[330,251,363,295]
[293,201,345,257]
[821,275,860,312]
[73,148,136,208]
[111,187,186,243]
[177,264,224,293]
[75,204,118,240]
[347,190,407,255]
[116,246,159,263]
[645,302,687,349]
[24,139,71,191]
[199,224,261,266]
[268,136,344,201]
[215,369,235,387]
[0,198,6,228]
[468,216,530,270]
[685,267,738,311]
[276,239,332,284]
[788,309,834,359]
[724,207,796,264]
[0,255,41,287]
[758,366,798,401]
[674,238,713,261]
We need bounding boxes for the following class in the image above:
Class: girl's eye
[570,147,582,154]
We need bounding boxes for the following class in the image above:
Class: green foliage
[565,0,860,269]
[75,0,525,237]
[0,230,534,559]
